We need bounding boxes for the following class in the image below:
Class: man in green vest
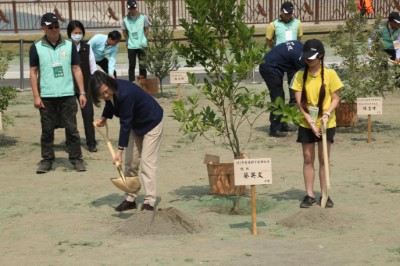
[29,12,87,174]
[122,0,150,82]
[265,1,303,105]
[374,11,400,61]
[265,1,303,49]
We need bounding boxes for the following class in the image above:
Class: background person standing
[265,1,303,48]
[67,20,98,152]
[88,30,121,78]
[122,0,150,82]
[29,13,87,173]
[371,11,400,61]
[265,1,303,105]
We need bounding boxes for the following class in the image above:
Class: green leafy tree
[267,97,303,126]
[329,1,400,103]
[172,0,268,159]
[0,43,16,130]
[271,1,400,126]
[172,0,268,213]
[145,0,179,93]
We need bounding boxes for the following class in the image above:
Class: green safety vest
[273,18,300,46]
[35,37,74,98]
[380,22,400,50]
[123,14,147,49]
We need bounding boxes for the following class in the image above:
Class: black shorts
[296,126,336,143]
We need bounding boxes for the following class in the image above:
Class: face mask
[71,34,83,42]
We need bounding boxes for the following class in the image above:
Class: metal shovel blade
[110,175,141,193]
[93,122,142,193]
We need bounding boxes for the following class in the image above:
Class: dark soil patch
[113,207,203,236]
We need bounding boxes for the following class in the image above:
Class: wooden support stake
[251,185,257,235]
[177,83,181,100]
[367,114,372,143]
[0,112,3,131]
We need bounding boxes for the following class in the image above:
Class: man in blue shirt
[259,40,305,137]
[88,30,121,78]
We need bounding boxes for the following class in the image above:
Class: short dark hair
[108,30,122,41]
[67,20,85,38]
[89,70,118,107]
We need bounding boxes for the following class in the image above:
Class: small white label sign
[357,97,383,115]
[170,71,188,84]
[234,158,272,185]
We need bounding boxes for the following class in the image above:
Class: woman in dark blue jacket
[90,70,163,212]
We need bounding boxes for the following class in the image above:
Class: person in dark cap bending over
[29,13,87,173]
[259,41,305,137]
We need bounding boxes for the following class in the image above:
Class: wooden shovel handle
[93,122,128,185]
[321,120,330,208]
[321,120,331,189]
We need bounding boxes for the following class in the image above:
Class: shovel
[93,122,141,193]
[320,120,331,208]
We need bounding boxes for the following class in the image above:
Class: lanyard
[46,45,62,64]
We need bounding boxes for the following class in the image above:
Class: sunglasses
[47,25,60,30]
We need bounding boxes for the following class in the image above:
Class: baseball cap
[41,13,58,26]
[301,39,325,60]
[281,1,294,14]
[127,0,137,9]
[388,12,400,23]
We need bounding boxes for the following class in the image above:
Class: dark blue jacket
[102,79,163,147]
[260,40,305,75]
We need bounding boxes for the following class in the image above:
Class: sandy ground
[0,85,400,265]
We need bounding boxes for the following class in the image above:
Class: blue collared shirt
[87,34,119,75]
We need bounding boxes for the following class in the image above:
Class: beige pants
[124,120,163,206]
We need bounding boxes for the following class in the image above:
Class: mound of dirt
[114,207,203,236]
[277,205,355,230]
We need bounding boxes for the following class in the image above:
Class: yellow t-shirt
[291,67,343,128]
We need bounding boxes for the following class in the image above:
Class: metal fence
[0,0,398,33]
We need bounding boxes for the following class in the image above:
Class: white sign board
[357,97,383,115]
[170,71,188,84]
[234,158,272,186]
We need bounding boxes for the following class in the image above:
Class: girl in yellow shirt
[291,39,343,208]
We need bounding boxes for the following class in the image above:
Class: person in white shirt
[67,20,98,152]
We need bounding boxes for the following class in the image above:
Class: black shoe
[300,195,316,208]
[269,130,288,137]
[36,161,52,174]
[115,200,137,212]
[141,203,154,211]
[282,124,298,132]
[73,161,86,172]
[319,196,334,208]
[88,145,98,152]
